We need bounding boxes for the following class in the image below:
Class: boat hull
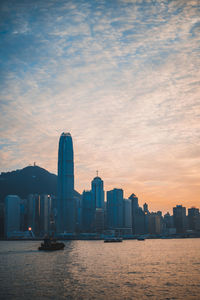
[38,242,65,251]
[104,238,123,243]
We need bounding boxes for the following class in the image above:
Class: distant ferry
[38,237,65,251]
[137,237,145,241]
[104,237,123,243]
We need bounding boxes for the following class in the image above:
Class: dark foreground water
[0,239,200,300]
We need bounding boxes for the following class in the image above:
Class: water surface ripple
[0,239,200,299]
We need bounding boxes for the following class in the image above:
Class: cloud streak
[0,0,200,212]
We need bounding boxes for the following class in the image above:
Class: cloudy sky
[0,0,200,212]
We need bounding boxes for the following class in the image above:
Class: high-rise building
[188,207,199,231]
[57,132,75,233]
[173,205,187,234]
[95,208,105,233]
[27,194,40,235]
[195,215,200,232]
[129,193,146,235]
[0,203,4,238]
[107,188,124,229]
[143,202,149,233]
[123,199,132,229]
[164,212,173,228]
[74,195,82,233]
[82,190,95,232]
[40,194,51,235]
[20,199,26,232]
[148,212,162,235]
[91,175,104,209]
[4,195,21,238]
[91,175,105,233]
[143,203,149,214]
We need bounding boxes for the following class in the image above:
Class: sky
[0,0,200,213]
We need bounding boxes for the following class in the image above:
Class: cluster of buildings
[2,194,55,239]
[1,132,200,239]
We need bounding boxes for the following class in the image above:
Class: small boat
[38,237,65,251]
[137,237,145,241]
[104,237,123,243]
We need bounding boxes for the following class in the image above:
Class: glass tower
[91,175,105,233]
[91,176,104,209]
[57,132,75,233]
[5,195,20,238]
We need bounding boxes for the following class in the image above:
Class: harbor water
[0,239,200,299]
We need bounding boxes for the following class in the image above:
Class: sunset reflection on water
[0,239,200,299]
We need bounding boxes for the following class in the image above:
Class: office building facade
[91,175,105,233]
[82,190,95,232]
[91,176,104,209]
[57,132,75,233]
[107,188,124,229]
[173,205,187,234]
[4,195,21,238]
[129,193,146,235]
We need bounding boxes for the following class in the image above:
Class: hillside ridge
[0,165,80,201]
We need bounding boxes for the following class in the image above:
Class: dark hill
[0,165,81,202]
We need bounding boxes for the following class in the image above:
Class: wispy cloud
[0,0,200,212]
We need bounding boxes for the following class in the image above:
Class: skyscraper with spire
[91,173,105,233]
[91,173,104,209]
[57,132,75,233]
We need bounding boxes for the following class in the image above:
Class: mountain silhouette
[0,165,81,202]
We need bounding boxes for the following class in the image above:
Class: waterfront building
[143,203,149,214]
[163,212,175,235]
[123,198,132,229]
[188,207,199,231]
[40,194,51,235]
[91,175,105,233]
[148,212,162,235]
[20,199,26,232]
[81,190,95,232]
[107,188,124,229]
[173,205,187,234]
[27,194,40,235]
[4,195,21,238]
[57,132,75,233]
[163,212,173,228]
[129,194,146,235]
[0,203,4,238]
[143,202,149,233]
[195,214,200,232]
[74,194,82,233]
[95,208,104,233]
[91,175,104,209]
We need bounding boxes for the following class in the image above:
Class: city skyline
[0,0,200,213]
[1,132,200,238]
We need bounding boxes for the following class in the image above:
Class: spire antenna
[96,170,99,177]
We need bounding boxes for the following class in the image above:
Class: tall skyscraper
[27,194,40,236]
[91,175,105,232]
[4,195,21,238]
[40,194,51,235]
[123,198,132,229]
[173,205,187,234]
[57,132,75,233]
[148,212,162,235]
[107,188,124,229]
[82,190,95,232]
[91,175,104,209]
[129,193,146,235]
[188,207,199,230]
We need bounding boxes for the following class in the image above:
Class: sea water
[0,239,200,299]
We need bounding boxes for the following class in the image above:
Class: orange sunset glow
[0,0,199,213]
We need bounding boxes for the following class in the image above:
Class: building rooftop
[92,176,102,181]
[61,132,71,136]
